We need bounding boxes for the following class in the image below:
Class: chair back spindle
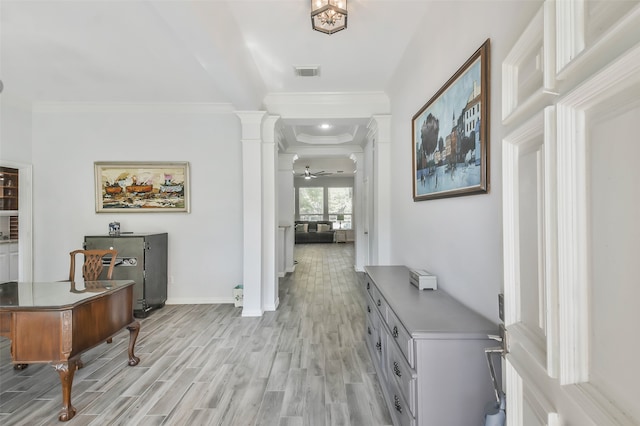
[69,249,118,282]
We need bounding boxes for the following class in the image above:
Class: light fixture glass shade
[311,0,347,34]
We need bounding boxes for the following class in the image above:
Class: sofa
[294,221,335,243]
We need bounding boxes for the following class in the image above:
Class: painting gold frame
[95,161,190,213]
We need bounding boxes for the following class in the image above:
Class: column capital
[236,111,267,140]
[262,115,281,144]
[367,115,391,143]
[278,153,297,172]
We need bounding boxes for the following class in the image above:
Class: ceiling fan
[299,166,332,179]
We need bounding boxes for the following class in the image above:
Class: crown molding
[263,92,390,118]
[32,102,235,114]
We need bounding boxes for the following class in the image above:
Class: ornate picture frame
[412,39,490,201]
[95,161,190,212]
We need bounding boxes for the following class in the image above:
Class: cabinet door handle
[392,326,399,338]
[394,395,402,413]
[367,305,371,313]
[366,283,370,290]
[377,299,381,307]
[393,361,401,377]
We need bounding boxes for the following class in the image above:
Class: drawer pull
[392,326,399,338]
[367,305,371,313]
[367,326,372,335]
[394,395,402,413]
[377,299,381,307]
[393,361,401,377]
[376,340,382,352]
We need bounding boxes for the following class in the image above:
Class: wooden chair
[69,249,118,346]
[69,249,118,282]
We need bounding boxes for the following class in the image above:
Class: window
[328,187,352,229]
[296,184,354,228]
[298,187,323,221]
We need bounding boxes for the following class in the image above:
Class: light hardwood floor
[0,243,392,426]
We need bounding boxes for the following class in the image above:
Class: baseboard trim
[166,297,234,305]
[241,308,264,317]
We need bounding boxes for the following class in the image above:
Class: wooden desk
[0,280,140,421]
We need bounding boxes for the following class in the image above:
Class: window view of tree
[299,187,323,221]
[329,187,352,229]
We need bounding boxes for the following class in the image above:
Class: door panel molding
[555,41,640,422]
[502,2,640,424]
[503,112,557,374]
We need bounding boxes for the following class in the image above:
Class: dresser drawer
[365,276,388,319]
[372,287,388,319]
[386,368,416,426]
[365,275,375,299]
[365,317,381,362]
[386,307,414,367]
[364,292,378,326]
[386,335,417,416]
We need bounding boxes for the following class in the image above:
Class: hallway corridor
[0,243,391,425]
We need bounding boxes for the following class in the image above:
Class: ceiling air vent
[294,66,320,77]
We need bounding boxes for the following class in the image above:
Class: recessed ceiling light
[320,123,331,130]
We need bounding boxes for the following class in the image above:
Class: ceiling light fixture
[311,0,347,35]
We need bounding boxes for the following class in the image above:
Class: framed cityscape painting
[412,39,490,201]
[95,161,190,212]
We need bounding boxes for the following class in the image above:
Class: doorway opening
[0,161,33,282]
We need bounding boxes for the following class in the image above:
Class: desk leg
[53,359,78,421]
[127,320,141,366]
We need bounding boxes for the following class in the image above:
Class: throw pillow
[295,223,308,233]
[317,223,330,232]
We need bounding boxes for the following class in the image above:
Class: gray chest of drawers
[364,265,499,426]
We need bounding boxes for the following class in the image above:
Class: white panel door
[502,1,640,425]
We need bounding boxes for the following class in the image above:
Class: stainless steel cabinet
[84,233,167,317]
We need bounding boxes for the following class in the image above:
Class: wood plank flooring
[0,243,392,426]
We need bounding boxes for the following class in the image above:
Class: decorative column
[369,115,392,265]
[278,153,296,274]
[236,111,266,317]
[261,115,279,311]
[350,152,366,271]
[278,226,286,277]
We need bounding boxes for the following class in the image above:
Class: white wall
[31,103,243,303]
[387,0,542,322]
[0,102,33,163]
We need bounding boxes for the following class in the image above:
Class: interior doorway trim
[0,160,32,282]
